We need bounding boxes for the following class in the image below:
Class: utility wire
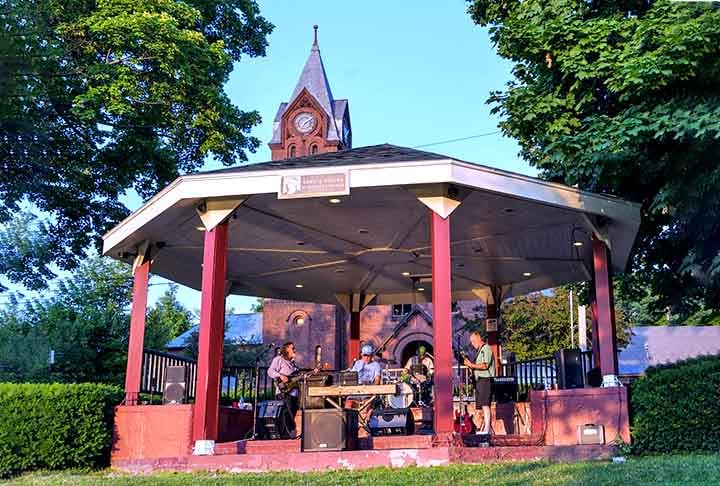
[412,130,502,149]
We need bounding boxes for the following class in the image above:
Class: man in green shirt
[463,331,495,436]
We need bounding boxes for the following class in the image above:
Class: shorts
[475,377,492,407]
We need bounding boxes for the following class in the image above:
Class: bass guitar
[275,368,319,394]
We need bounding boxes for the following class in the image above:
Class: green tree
[0,254,133,384]
[144,284,194,350]
[467,0,720,318]
[0,211,55,291]
[0,1,273,281]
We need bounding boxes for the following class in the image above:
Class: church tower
[269,26,351,160]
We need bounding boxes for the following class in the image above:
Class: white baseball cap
[361,344,374,356]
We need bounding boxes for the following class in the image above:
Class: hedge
[0,383,123,478]
[630,354,720,454]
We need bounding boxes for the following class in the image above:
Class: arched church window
[310,144,318,155]
[289,145,296,158]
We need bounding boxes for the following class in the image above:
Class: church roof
[270,28,349,145]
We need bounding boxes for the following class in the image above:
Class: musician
[349,344,382,385]
[463,331,495,436]
[403,345,434,382]
[267,341,300,437]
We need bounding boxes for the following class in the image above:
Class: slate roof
[201,144,448,175]
[618,326,720,376]
[166,313,263,350]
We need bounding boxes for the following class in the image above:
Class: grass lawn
[5,455,720,485]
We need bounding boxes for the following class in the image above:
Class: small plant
[612,437,632,457]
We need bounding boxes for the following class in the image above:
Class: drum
[385,382,414,409]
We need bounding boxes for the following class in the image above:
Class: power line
[412,130,502,149]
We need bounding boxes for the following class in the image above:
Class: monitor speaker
[368,408,415,436]
[554,348,584,389]
[257,400,292,439]
[302,409,358,452]
[162,365,186,404]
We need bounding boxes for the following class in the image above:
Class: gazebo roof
[103,144,641,305]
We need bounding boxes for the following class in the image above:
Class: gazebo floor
[112,436,612,474]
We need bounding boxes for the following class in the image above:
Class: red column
[124,259,150,405]
[348,310,360,367]
[590,295,601,370]
[192,223,229,445]
[486,301,501,376]
[592,236,618,381]
[430,210,454,434]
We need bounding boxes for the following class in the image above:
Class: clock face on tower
[293,112,317,134]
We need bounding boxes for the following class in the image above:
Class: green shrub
[630,354,720,454]
[0,383,123,478]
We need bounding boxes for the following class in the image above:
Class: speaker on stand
[554,348,584,389]
[162,366,186,404]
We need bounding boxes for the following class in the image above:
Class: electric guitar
[454,403,475,435]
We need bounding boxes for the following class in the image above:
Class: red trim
[348,310,360,367]
[193,223,229,442]
[124,259,150,405]
[430,211,454,434]
[592,236,618,376]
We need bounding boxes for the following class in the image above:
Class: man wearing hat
[349,344,382,385]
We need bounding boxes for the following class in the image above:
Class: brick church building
[256,28,488,370]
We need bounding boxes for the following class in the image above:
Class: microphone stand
[249,343,274,440]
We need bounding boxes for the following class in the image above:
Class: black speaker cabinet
[368,408,415,436]
[162,365,186,404]
[301,374,331,409]
[301,409,358,452]
[555,348,584,389]
[257,400,290,439]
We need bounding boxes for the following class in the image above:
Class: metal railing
[140,350,274,403]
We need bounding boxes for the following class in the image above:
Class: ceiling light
[503,208,515,214]
[290,257,301,263]
[329,198,341,204]
[573,241,584,247]
[417,287,425,292]
[296,241,305,246]
[523,272,532,277]
[358,229,369,234]
[401,271,411,276]
[195,226,205,231]
[295,284,304,288]
[335,268,345,274]
[457,263,465,268]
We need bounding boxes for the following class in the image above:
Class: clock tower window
[310,144,318,155]
[289,145,296,158]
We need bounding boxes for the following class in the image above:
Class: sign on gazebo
[279,172,349,199]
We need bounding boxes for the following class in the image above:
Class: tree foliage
[0,0,273,278]
[499,287,632,360]
[0,255,194,384]
[467,0,720,317]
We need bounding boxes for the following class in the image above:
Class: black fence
[500,349,595,396]
[140,350,275,403]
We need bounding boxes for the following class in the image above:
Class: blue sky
[3,1,534,315]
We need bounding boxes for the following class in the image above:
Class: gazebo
[104,144,640,470]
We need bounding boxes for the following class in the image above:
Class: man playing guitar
[267,341,320,438]
[267,342,302,437]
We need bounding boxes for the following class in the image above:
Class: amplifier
[368,407,415,436]
[577,424,605,445]
[302,409,358,452]
[334,371,358,386]
[492,376,518,403]
[302,374,330,409]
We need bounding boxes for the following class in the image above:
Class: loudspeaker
[492,376,518,403]
[554,348,584,389]
[162,366,186,404]
[257,400,290,439]
[302,409,359,452]
[368,408,415,436]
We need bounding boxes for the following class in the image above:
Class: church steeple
[269,26,351,160]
